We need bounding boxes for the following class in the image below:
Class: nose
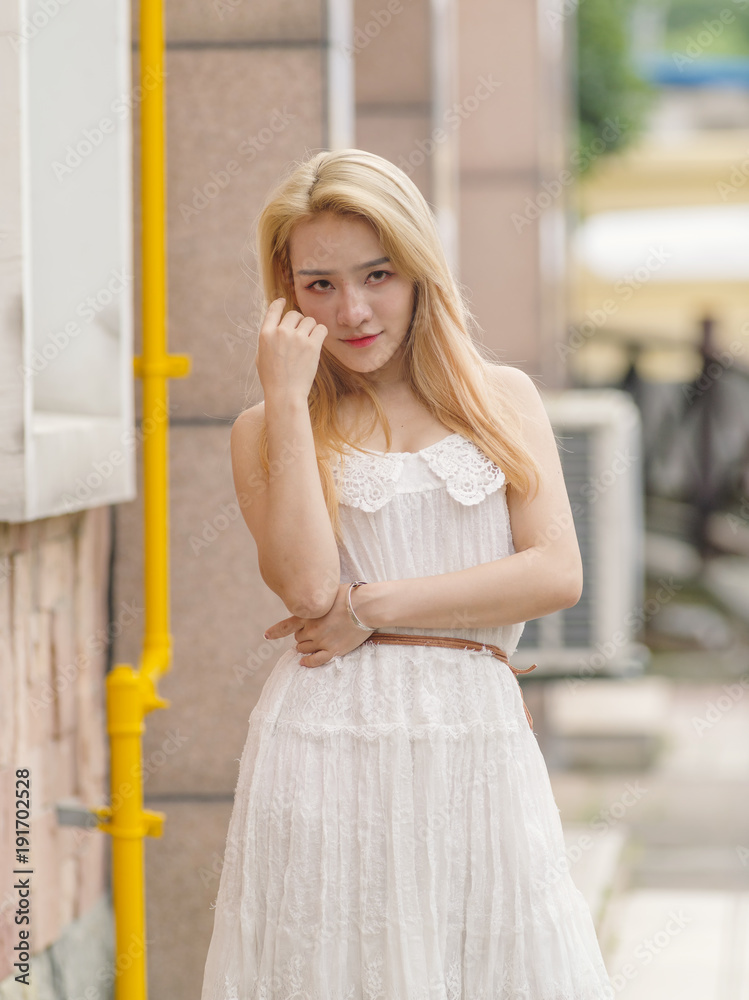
[337,283,373,329]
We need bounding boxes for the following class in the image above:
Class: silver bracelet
[346,581,376,632]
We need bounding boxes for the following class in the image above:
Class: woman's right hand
[255,297,328,400]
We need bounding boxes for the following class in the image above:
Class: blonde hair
[248,148,541,543]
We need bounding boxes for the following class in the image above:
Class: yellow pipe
[96,668,164,999]
[93,1,190,998]
[139,0,184,687]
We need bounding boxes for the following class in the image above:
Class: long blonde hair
[248,148,541,543]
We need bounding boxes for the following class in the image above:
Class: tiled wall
[458,0,570,384]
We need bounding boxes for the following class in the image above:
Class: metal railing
[571,317,749,554]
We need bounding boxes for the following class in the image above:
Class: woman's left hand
[263,583,375,667]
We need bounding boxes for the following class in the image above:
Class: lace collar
[332,433,506,512]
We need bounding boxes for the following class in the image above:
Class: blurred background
[1,0,748,997]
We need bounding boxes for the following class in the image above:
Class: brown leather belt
[364,632,538,730]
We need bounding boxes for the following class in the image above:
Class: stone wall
[0,507,114,994]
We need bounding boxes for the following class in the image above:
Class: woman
[201,148,614,999]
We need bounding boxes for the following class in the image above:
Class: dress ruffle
[201,646,614,1000]
[201,435,613,999]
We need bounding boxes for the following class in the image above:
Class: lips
[342,332,381,348]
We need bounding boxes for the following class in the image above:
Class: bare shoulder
[482,362,561,475]
[232,400,265,431]
[231,401,265,448]
[483,363,547,423]
[230,402,267,488]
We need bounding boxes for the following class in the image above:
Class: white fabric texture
[201,433,615,1000]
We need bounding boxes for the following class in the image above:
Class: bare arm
[230,298,340,619]
[349,365,583,630]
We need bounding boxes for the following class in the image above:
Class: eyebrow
[295,256,390,277]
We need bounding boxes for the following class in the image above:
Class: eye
[305,279,332,291]
[367,270,392,283]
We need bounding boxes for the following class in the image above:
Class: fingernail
[263,631,270,639]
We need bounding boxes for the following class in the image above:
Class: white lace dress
[200,432,614,1000]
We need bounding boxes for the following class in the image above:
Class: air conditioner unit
[512,388,650,679]
[0,0,135,521]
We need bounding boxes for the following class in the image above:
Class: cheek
[298,298,333,330]
[390,287,415,321]
[294,289,315,313]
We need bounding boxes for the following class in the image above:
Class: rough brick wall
[0,506,112,981]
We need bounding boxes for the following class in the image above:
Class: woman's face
[288,212,415,383]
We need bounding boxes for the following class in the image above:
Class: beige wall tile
[458,0,539,173]
[130,48,325,422]
[355,112,433,199]
[354,0,430,105]
[113,424,298,796]
[131,0,324,45]
[459,182,543,374]
[144,799,234,998]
